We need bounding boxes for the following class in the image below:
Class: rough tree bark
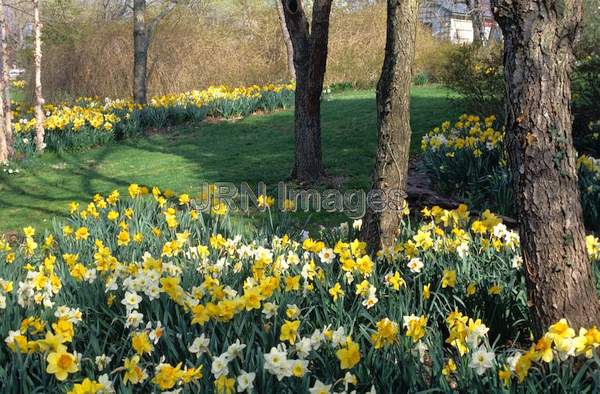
[276,0,296,80]
[0,0,12,158]
[468,0,486,45]
[33,0,45,152]
[133,0,177,105]
[361,0,419,252]
[492,0,600,332]
[281,0,333,183]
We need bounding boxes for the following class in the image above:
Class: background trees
[0,0,11,163]
[276,0,295,80]
[23,2,451,101]
[467,0,486,45]
[492,0,600,331]
[1,0,12,159]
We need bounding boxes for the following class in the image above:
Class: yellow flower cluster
[577,154,600,178]
[421,114,503,157]
[587,235,600,260]
[149,83,295,108]
[446,309,490,356]
[500,319,600,385]
[12,79,26,89]
[13,82,295,135]
[474,63,499,76]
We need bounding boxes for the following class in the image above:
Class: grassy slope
[0,86,464,232]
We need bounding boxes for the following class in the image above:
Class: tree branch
[280,0,310,68]
[147,0,178,39]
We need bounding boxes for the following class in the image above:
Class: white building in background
[419,0,497,43]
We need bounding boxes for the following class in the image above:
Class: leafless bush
[36,2,450,101]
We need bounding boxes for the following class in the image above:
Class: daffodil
[371,318,399,349]
[328,282,344,301]
[280,320,300,345]
[442,359,457,376]
[46,348,79,381]
[131,331,153,355]
[123,355,146,384]
[441,269,457,288]
[336,338,361,369]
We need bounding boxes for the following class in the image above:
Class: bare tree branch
[147,0,178,38]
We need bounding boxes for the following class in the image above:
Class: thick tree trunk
[133,0,148,105]
[0,0,12,157]
[493,0,600,332]
[276,0,296,80]
[281,0,332,182]
[468,0,486,45]
[33,0,45,152]
[293,71,323,181]
[361,0,419,252]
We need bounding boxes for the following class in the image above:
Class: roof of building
[426,0,493,18]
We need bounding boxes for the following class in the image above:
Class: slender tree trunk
[488,20,502,43]
[468,0,486,45]
[132,0,177,104]
[33,0,45,152]
[493,0,600,332]
[0,78,6,163]
[281,0,332,182]
[0,0,12,157]
[276,0,296,80]
[133,0,148,105]
[361,0,419,252]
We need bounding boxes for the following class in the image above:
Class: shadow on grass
[0,147,133,227]
[118,88,464,190]
[0,87,466,231]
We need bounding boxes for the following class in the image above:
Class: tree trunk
[468,0,486,45]
[133,0,148,105]
[361,0,419,253]
[281,0,333,183]
[488,20,502,43]
[0,0,12,157]
[0,77,6,163]
[276,0,296,80]
[33,0,45,152]
[492,0,600,332]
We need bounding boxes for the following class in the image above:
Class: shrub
[440,44,505,118]
[23,1,453,101]
[572,55,600,156]
[578,155,600,233]
[438,46,600,155]
[413,71,429,86]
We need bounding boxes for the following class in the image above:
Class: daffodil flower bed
[421,114,600,232]
[10,83,295,154]
[0,185,599,392]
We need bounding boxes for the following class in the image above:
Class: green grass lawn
[0,86,464,233]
